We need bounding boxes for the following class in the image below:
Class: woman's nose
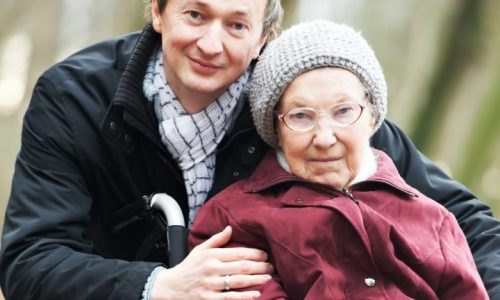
[197,22,224,56]
[312,119,337,148]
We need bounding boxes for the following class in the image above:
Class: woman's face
[277,68,375,190]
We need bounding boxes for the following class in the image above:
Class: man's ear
[151,0,162,33]
[252,35,268,59]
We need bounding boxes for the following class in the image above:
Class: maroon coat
[189,150,488,299]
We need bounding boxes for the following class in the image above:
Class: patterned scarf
[144,48,248,227]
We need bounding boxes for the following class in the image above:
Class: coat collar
[100,24,166,154]
[243,149,419,198]
[111,23,159,125]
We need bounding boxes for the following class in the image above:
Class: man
[0,0,498,299]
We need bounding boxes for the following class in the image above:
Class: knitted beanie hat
[249,20,387,148]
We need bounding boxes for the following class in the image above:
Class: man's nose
[312,118,337,148]
[197,22,224,56]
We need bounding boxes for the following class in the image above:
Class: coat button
[124,134,132,143]
[364,277,376,287]
[233,171,239,177]
[247,146,255,154]
[109,121,117,131]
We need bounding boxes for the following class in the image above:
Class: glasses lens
[284,108,317,131]
[330,103,361,125]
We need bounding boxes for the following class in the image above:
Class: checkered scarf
[144,48,248,227]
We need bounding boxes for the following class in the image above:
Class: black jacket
[1,24,499,300]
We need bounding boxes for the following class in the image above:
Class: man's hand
[151,226,273,299]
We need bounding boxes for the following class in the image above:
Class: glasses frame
[277,102,366,132]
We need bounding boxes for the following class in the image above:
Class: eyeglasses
[277,102,365,132]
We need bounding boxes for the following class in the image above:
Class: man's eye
[188,11,201,19]
[232,23,245,30]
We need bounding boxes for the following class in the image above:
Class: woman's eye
[337,107,352,115]
[294,113,305,119]
[291,111,313,120]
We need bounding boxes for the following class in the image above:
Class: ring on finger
[223,274,231,291]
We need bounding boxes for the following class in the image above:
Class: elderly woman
[189,21,487,299]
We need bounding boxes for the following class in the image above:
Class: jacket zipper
[342,187,359,204]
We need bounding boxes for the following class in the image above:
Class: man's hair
[144,0,283,40]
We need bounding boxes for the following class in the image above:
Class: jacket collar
[100,24,165,153]
[112,23,159,123]
[243,149,418,197]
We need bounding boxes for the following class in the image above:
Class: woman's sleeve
[436,213,488,299]
[371,120,500,298]
[189,199,288,299]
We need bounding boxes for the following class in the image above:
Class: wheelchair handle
[149,193,187,267]
[150,194,185,226]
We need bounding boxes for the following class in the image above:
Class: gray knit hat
[249,20,387,148]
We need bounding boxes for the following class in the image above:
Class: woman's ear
[276,125,285,148]
[363,94,377,129]
[273,108,283,148]
[370,113,376,127]
[368,110,376,130]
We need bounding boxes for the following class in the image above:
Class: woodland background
[0,1,499,297]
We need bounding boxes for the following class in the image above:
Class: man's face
[152,0,267,110]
